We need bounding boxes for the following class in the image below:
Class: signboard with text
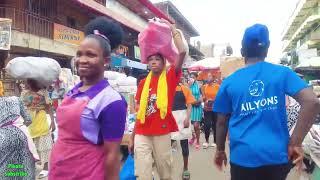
[53,23,84,46]
[0,18,12,50]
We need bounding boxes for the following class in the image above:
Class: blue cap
[242,24,270,50]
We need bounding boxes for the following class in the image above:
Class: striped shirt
[190,82,203,121]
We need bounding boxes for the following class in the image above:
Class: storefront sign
[0,18,12,50]
[53,23,84,45]
[134,46,141,60]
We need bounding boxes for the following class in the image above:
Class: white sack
[6,57,61,86]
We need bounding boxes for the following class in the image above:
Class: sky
[151,0,300,63]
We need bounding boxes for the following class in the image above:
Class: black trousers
[230,163,292,180]
[203,111,217,143]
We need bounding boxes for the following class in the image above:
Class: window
[67,17,76,29]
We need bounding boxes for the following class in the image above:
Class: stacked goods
[104,71,137,143]
[220,56,245,79]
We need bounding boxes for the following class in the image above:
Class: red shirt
[135,66,181,135]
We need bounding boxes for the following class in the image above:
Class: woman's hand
[128,134,134,154]
[50,120,56,132]
[183,118,190,128]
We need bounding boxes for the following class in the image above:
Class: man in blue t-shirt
[213,24,320,180]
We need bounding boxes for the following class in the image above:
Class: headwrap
[137,68,168,124]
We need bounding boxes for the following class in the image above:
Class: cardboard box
[220,57,245,79]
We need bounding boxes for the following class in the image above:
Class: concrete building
[0,0,172,94]
[282,0,320,67]
[154,1,204,68]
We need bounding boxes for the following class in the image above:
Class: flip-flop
[182,170,190,180]
[38,170,49,179]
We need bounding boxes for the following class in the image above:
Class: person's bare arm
[103,141,121,180]
[290,88,320,145]
[173,30,187,73]
[216,113,230,151]
[214,113,230,171]
[183,104,192,128]
[160,19,187,73]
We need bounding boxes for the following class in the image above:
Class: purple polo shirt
[66,79,127,144]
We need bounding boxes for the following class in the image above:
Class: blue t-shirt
[213,61,308,167]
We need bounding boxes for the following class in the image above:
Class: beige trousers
[134,134,173,180]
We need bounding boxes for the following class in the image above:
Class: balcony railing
[0,7,53,39]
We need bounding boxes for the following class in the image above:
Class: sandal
[182,170,190,180]
[38,170,49,179]
[195,143,200,151]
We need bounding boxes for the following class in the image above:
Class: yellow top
[137,69,168,124]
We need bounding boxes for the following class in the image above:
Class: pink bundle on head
[138,20,178,64]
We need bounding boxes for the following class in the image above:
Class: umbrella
[188,57,220,71]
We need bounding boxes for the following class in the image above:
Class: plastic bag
[138,19,178,64]
[6,57,61,87]
[117,76,137,86]
[120,155,136,180]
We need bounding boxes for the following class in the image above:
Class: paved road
[169,138,309,180]
[36,137,309,180]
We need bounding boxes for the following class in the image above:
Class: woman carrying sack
[128,19,187,180]
[22,79,55,179]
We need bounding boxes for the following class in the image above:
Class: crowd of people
[0,16,320,180]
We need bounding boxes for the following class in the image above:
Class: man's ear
[241,48,245,57]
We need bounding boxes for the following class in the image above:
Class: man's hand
[183,118,190,128]
[288,144,304,170]
[128,134,134,154]
[214,150,227,171]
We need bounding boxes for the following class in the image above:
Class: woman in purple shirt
[49,17,127,180]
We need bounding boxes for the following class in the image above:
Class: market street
[34,133,311,180]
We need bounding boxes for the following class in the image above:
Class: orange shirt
[203,83,220,101]
[135,66,181,135]
[176,85,195,105]
[202,83,220,111]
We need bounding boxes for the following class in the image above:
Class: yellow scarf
[137,69,168,124]
[0,81,4,97]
